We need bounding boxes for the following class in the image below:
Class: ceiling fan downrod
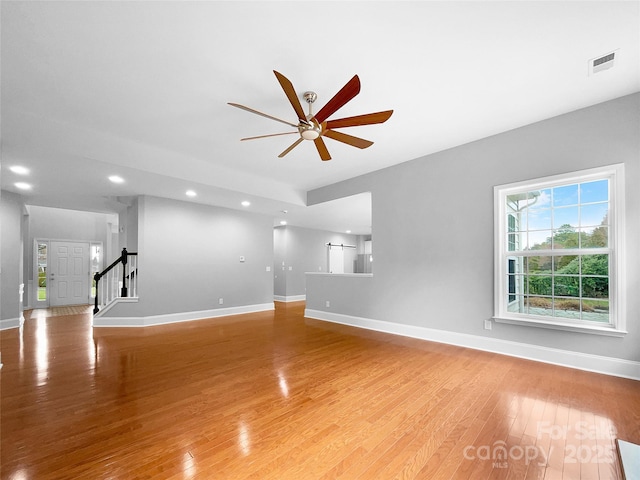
[299,91,320,140]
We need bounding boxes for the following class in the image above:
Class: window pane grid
[504,265,611,321]
[497,166,622,333]
[506,180,609,252]
[504,186,611,323]
[505,285,610,323]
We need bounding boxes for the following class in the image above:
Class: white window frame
[493,164,626,336]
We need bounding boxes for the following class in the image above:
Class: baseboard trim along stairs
[93,302,274,327]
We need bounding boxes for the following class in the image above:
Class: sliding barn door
[328,245,344,274]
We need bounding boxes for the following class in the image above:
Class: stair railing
[93,248,138,314]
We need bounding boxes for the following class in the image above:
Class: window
[494,165,625,335]
[37,241,48,302]
[90,243,102,298]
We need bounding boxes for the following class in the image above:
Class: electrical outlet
[219,298,224,305]
[325,300,330,308]
[266,266,271,272]
[484,319,492,330]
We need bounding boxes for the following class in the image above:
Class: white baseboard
[0,316,24,330]
[274,295,306,303]
[305,309,640,381]
[93,297,139,317]
[93,303,275,327]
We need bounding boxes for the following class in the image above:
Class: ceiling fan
[228,70,393,161]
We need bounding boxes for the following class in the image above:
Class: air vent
[589,50,618,76]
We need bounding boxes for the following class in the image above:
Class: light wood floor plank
[1,302,638,479]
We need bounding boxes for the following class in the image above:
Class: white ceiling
[2,1,638,234]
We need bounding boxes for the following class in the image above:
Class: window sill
[493,315,627,337]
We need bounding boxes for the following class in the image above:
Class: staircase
[93,248,138,314]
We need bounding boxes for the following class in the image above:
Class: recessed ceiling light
[241,201,251,207]
[14,182,32,190]
[10,165,30,175]
[280,220,287,225]
[186,190,197,197]
[346,230,352,234]
[108,175,124,184]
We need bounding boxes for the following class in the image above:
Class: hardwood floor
[1,302,638,479]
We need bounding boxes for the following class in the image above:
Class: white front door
[49,241,90,306]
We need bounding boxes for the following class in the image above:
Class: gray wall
[273,225,358,299]
[1,191,25,323]
[118,196,139,252]
[24,205,116,307]
[306,93,640,363]
[26,205,116,247]
[106,195,274,317]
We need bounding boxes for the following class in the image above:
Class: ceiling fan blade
[273,70,308,123]
[314,137,331,161]
[278,138,304,158]
[323,129,373,149]
[313,75,361,124]
[228,103,298,128]
[325,110,393,129]
[241,131,297,141]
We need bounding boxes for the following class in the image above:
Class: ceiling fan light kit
[300,126,320,140]
[229,70,393,161]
